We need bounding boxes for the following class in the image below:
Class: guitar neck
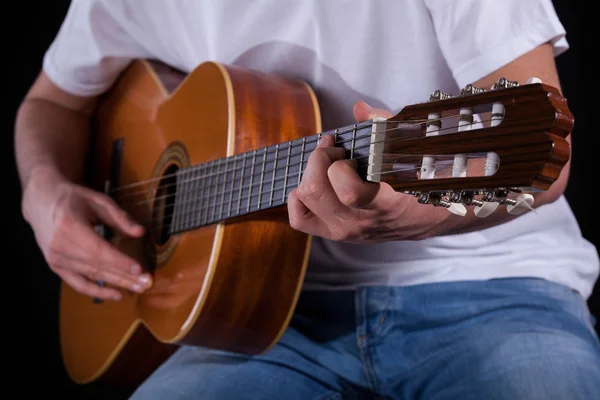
[169,120,379,234]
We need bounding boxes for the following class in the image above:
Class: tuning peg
[461,84,486,95]
[492,77,519,90]
[446,203,467,216]
[429,90,453,101]
[506,194,535,215]
[526,77,542,84]
[474,201,499,218]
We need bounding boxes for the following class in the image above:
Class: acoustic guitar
[59,59,573,387]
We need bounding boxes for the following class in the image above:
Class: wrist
[21,165,70,224]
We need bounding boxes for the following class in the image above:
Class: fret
[171,170,184,232]
[188,166,198,227]
[237,153,246,215]
[191,167,200,228]
[247,150,256,212]
[202,162,215,225]
[282,141,292,202]
[196,164,207,226]
[257,147,267,209]
[211,159,222,223]
[227,155,237,217]
[298,137,306,186]
[269,144,279,207]
[218,158,228,220]
[351,124,357,159]
[182,168,192,231]
[167,122,393,233]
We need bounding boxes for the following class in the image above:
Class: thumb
[353,100,393,122]
[86,191,145,237]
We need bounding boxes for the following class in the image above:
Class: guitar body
[59,60,320,386]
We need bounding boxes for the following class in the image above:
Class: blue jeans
[130,278,600,399]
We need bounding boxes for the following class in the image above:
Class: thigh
[129,343,344,400]
[407,279,600,400]
[129,289,368,400]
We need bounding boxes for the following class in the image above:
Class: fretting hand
[287,101,414,243]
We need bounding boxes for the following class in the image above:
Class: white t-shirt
[43,0,599,298]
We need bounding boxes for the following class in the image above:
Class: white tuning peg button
[447,203,467,216]
[474,201,499,218]
[507,194,535,215]
[526,77,542,84]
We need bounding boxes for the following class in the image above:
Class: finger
[327,159,398,210]
[352,100,393,122]
[58,215,147,278]
[287,189,329,237]
[55,250,152,294]
[48,237,152,293]
[58,268,123,301]
[296,135,348,220]
[84,189,145,238]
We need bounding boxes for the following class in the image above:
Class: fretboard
[169,121,377,233]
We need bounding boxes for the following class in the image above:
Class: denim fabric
[130,278,600,399]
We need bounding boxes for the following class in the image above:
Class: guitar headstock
[366,77,573,217]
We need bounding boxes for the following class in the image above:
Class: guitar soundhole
[152,163,179,245]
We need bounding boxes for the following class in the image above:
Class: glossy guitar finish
[60,60,318,386]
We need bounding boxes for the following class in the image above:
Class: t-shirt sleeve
[423,0,569,88]
[42,0,151,96]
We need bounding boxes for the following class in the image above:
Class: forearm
[15,97,91,186]
[15,97,93,222]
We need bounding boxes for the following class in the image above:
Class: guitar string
[107,119,376,192]
[128,107,534,232]
[116,115,495,205]
[115,112,476,200]
[121,152,481,209]
[140,156,492,234]
[107,113,456,194]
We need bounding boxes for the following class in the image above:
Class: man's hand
[16,71,154,301]
[287,101,414,243]
[23,168,153,301]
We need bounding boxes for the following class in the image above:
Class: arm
[287,44,570,242]
[16,70,97,199]
[15,71,152,299]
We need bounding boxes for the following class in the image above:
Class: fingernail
[132,283,143,293]
[138,274,152,286]
[130,264,141,274]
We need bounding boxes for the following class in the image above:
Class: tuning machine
[491,77,519,90]
[429,90,454,101]
[416,192,467,216]
[460,84,486,96]
[474,189,535,217]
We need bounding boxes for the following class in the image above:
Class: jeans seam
[356,289,379,394]
[357,334,378,393]
[368,292,393,336]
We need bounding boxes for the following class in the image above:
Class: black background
[7,1,597,398]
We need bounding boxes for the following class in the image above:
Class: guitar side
[59,59,320,387]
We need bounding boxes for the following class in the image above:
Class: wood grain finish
[382,83,573,192]
[60,59,319,387]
